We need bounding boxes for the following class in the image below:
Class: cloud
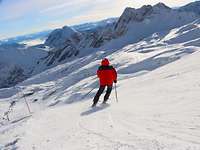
[42,0,125,28]
[40,0,91,14]
[0,0,194,22]
[48,0,196,25]
[0,0,196,39]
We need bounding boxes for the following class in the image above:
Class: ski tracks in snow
[9,100,200,150]
[79,104,169,150]
[79,103,200,150]
[78,104,137,150]
[112,112,200,149]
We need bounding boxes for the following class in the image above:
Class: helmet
[101,58,110,66]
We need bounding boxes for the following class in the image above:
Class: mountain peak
[120,5,153,22]
[45,25,82,49]
[153,2,171,10]
[118,3,171,24]
[62,26,77,32]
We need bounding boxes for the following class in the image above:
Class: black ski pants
[93,85,112,105]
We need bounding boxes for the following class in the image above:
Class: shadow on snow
[81,104,110,116]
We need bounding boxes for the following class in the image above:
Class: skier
[92,58,117,107]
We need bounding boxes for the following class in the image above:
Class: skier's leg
[92,86,105,106]
[103,85,113,103]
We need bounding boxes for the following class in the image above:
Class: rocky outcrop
[0,64,26,88]
[44,26,82,66]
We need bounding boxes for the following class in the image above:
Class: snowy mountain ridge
[0,18,117,46]
[44,1,200,64]
[72,17,118,32]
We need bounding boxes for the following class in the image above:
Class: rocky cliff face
[42,20,118,66]
[92,2,199,48]
[79,22,116,49]
[45,26,82,49]
[114,5,154,36]
[44,26,82,66]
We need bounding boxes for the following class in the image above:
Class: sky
[0,0,197,39]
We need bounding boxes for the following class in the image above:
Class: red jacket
[97,59,117,86]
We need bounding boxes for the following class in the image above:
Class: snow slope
[0,43,48,88]
[1,45,200,150]
[0,19,199,149]
[17,50,200,149]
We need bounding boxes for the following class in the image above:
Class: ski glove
[114,80,117,83]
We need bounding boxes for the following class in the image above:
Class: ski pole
[82,85,98,100]
[114,83,118,103]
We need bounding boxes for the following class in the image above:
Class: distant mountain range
[0,18,118,46]
[0,30,52,45]
[72,18,118,32]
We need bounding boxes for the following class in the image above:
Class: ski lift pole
[15,86,31,114]
[23,94,31,114]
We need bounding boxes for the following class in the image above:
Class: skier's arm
[97,69,100,78]
[113,68,117,82]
